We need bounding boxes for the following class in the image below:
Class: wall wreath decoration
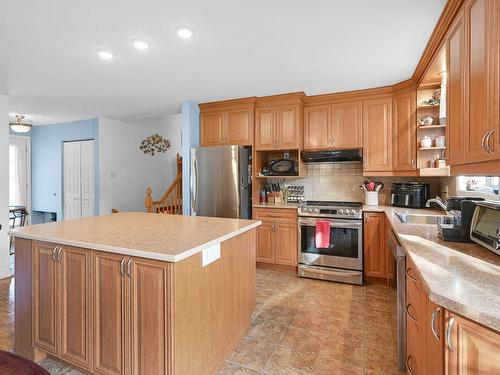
[139,133,171,156]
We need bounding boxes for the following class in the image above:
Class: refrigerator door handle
[190,150,198,215]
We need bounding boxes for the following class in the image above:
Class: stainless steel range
[298,201,363,285]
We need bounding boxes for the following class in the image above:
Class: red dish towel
[315,221,331,249]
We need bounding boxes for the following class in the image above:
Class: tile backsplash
[268,163,444,205]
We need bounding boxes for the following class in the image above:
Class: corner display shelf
[418,124,446,129]
[418,146,446,151]
[419,166,451,176]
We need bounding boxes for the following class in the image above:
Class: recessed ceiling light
[175,25,196,39]
[131,39,151,51]
[94,48,115,60]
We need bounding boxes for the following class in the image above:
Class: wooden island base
[15,229,256,375]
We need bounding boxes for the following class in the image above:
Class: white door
[63,140,95,220]
[80,140,95,218]
[9,136,31,221]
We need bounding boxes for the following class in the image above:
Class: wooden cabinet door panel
[331,101,363,149]
[491,0,500,159]
[445,311,500,375]
[276,105,301,149]
[224,109,253,146]
[303,105,331,150]
[255,108,275,150]
[93,252,127,375]
[200,112,224,147]
[464,0,492,161]
[275,222,297,266]
[130,258,169,375]
[393,91,416,171]
[426,299,443,375]
[363,213,386,278]
[33,242,59,355]
[60,246,92,370]
[363,97,393,172]
[447,13,466,165]
[256,221,275,263]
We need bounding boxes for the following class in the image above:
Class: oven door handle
[298,218,362,229]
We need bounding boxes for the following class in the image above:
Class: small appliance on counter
[390,182,430,208]
[438,198,484,243]
[470,201,500,255]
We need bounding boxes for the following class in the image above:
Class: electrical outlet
[202,243,221,267]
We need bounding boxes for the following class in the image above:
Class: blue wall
[31,118,99,220]
[181,101,200,215]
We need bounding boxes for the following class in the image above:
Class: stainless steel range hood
[301,149,363,163]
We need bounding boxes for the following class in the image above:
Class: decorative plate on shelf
[418,115,435,126]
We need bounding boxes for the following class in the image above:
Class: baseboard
[0,267,13,280]
[256,262,297,274]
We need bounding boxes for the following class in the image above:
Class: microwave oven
[470,201,500,256]
[267,159,298,176]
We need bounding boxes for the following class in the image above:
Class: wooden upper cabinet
[60,246,92,370]
[363,212,386,278]
[200,112,223,147]
[255,108,276,150]
[130,258,169,375]
[303,105,330,150]
[445,311,500,375]
[363,97,393,172]
[331,101,363,149]
[200,99,255,147]
[276,105,301,149]
[463,0,495,162]
[393,90,417,171]
[93,252,127,375]
[447,12,466,165]
[224,109,253,145]
[33,242,59,356]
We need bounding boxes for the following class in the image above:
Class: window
[456,176,500,199]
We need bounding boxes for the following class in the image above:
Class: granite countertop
[253,202,300,209]
[9,212,261,263]
[365,205,500,332]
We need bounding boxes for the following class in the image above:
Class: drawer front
[253,208,297,222]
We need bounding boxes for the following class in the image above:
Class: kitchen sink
[396,213,455,225]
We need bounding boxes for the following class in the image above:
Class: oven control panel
[298,206,362,219]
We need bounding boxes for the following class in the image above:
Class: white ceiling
[0,0,446,124]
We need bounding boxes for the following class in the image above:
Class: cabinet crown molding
[199,96,257,111]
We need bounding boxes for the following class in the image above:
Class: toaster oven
[470,201,500,256]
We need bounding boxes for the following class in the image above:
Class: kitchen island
[10,212,261,375]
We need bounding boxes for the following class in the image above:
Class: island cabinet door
[93,252,128,375]
[60,246,92,370]
[33,242,60,356]
[129,258,170,375]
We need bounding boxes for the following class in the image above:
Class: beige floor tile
[319,331,364,367]
[217,361,261,374]
[256,304,295,325]
[227,337,276,372]
[246,319,287,343]
[312,356,363,375]
[263,346,318,375]
[279,326,323,354]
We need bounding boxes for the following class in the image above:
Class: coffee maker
[438,197,485,242]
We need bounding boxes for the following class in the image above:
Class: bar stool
[0,350,49,375]
[9,207,29,255]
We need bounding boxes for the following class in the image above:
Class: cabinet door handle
[363,161,367,169]
[411,158,416,168]
[406,303,418,324]
[57,247,64,263]
[485,130,494,155]
[406,268,418,284]
[120,258,126,277]
[446,316,455,351]
[52,246,59,262]
[431,307,441,340]
[127,258,132,278]
[406,355,416,375]
[481,131,490,154]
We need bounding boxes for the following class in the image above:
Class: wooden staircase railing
[145,154,183,214]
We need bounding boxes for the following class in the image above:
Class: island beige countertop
[9,212,261,263]
[365,205,500,332]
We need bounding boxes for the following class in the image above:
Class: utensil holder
[365,191,379,206]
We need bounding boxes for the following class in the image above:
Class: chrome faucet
[426,198,461,224]
[425,198,448,212]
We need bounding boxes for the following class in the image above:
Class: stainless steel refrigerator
[190,146,251,219]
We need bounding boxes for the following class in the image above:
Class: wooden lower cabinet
[426,299,444,375]
[253,208,297,266]
[363,212,389,279]
[445,311,500,375]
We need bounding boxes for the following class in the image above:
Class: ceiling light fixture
[131,39,151,51]
[9,114,32,133]
[175,25,196,39]
[94,48,115,60]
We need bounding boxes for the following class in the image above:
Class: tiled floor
[0,269,404,375]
